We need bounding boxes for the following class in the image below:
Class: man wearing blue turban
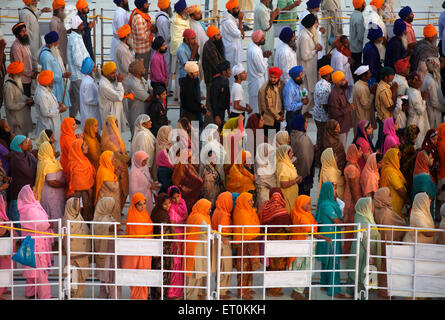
[79,57,101,130]
[298,0,321,32]
[398,6,416,48]
[363,24,384,81]
[274,27,297,82]
[39,31,72,111]
[283,65,308,133]
[384,19,407,70]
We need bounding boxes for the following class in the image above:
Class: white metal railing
[365,224,445,300]
[0,219,63,300]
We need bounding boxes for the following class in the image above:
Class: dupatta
[34,141,63,201]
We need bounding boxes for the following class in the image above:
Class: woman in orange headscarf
[184,198,212,300]
[436,123,445,202]
[121,193,154,300]
[232,192,260,300]
[68,138,96,221]
[60,117,78,179]
[95,150,121,221]
[101,115,130,209]
[225,150,255,194]
[83,118,102,170]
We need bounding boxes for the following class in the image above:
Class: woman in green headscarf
[344,197,382,299]
[315,181,346,298]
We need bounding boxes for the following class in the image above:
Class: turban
[184,61,199,73]
[71,15,83,29]
[369,0,383,9]
[269,67,283,78]
[76,0,88,11]
[158,0,170,9]
[206,25,220,38]
[393,19,406,36]
[332,71,345,83]
[232,63,244,76]
[225,0,239,10]
[251,30,264,43]
[154,85,167,97]
[52,0,65,10]
[319,65,333,76]
[279,27,293,43]
[217,60,231,73]
[117,24,131,38]
[306,0,321,9]
[354,65,369,76]
[81,57,94,75]
[174,0,187,13]
[367,24,383,41]
[12,23,26,37]
[103,61,117,76]
[352,0,365,9]
[288,66,303,79]
[23,0,32,5]
[380,66,395,79]
[301,13,316,29]
[114,0,123,4]
[183,28,196,39]
[394,57,410,74]
[44,31,59,44]
[152,36,165,50]
[424,24,437,38]
[38,70,54,86]
[7,61,24,74]
[189,4,200,14]
[398,6,412,19]
[135,0,147,9]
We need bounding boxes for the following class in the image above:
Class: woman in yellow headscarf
[225,150,255,194]
[95,150,121,221]
[34,141,65,220]
[319,147,345,200]
[101,115,130,209]
[380,148,409,217]
[276,145,300,212]
[232,192,260,300]
[83,118,102,170]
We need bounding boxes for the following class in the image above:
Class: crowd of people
[0,0,445,301]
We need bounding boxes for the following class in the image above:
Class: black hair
[45,129,54,138]
[168,186,180,197]
[376,153,384,163]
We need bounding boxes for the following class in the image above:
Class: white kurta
[114,40,135,89]
[331,48,353,98]
[297,28,318,93]
[110,7,130,61]
[19,7,42,66]
[98,76,126,134]
[247,42,268,114]
[79,75,101,130]
[34,84,62,146]
[274,40,297,82]
[221,11,243,70]
[254,2,274,65]
[131,128,156,168]
[407,87,430,149]
[189,19,208,59]
[420,73,445,129]
[393,74,409,96]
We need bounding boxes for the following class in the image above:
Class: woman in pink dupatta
[382,117,400,154]
[129,151,161,214]
[18,184,54,299]
[360,153,380,198]
[167,185,188,299]
[0,195,14,299]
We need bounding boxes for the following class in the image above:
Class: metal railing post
[58,221,63,300]
[363,224,371,300]
[206,225,212,300]
[67,221,71,300]
[100,8,104,67]
[216,226,222,300]
[93,8,96,62]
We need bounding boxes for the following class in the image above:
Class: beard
[341,83,349,90]
[50,45,62,60]
[406,17,413,23]
[288,39,297,52]
[180,12,189,19]
[159,48,167,53]
[401,33,408,50]
[310,26,319,45]
[12,75,23,92]
[122,3,130,11]
[192,14,202,21]
[18,34,30,46]
[141,6,149,13]
[29,5,38,12]
[214,38,225,56]
[166,6,173,17]
[231,10,239,19]
[294,79,303,85]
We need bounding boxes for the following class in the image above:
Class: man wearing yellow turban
[98,61,127,134]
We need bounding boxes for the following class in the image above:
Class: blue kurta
[363,41,381,81]
[384,36,406,71]
[39,47,71,107]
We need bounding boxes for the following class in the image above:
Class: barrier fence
[2,219,445,300]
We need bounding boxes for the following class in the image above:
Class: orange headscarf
[126,193,153,236]
[83,118,101,170]
[211,191,233,234]
[225,150,255,194]
[232,192,260,241]
[184,199,212,276]
[288,195,317,265]
[413,150,433,181]
[68,139,96,195]
[60,117,77,178]
[101,115,126,154]
[437,123,445,180]
[95,151,117,204]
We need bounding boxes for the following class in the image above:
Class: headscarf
[211,191,233,234]
[315,181,342,222]
[360,153,379,195]
[101,115,126,154]
[35,130,51,150]
[232,192,260,241]
[0,195,8,222]
[355,197,375,224]
[129,151,153,212]
[290,195,316,240]
[382,117,400,154]
[184,199,212,275]
[437,123,445,180]
[92,197,117,256]
[18,185,50,235]
[409,192,434,234]
[353,120,376,152]
[259,188,290,226]
[413,150,432,179]
[10,135,26,153]
[246,113,268,153]
[225,150,255,193]
[34,141,63,201]
[346,143,361,165]
[60,117,77,177]
[156,125,173,151]
[131,114,155,162]
[167,185,188,227]
[275,130,290,147]
[322,119,346,171]
[380,148,406,188]
[276,145,294,173]
[421,129,439,181]
[400,125,419,176]
[319,148,344,199]
[83,118,102,170]
[126,193,154,236]
[68,139,96,195]
[63,197,91,253]
[95,151,117,203]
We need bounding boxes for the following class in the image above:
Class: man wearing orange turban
[76,0,95,59]
[110,0,130,61]
[410,24,439,78]
[4,61,34,135]
[35,69,66,147]
[50,0,69,65]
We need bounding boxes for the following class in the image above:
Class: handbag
[12,235,36,268]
